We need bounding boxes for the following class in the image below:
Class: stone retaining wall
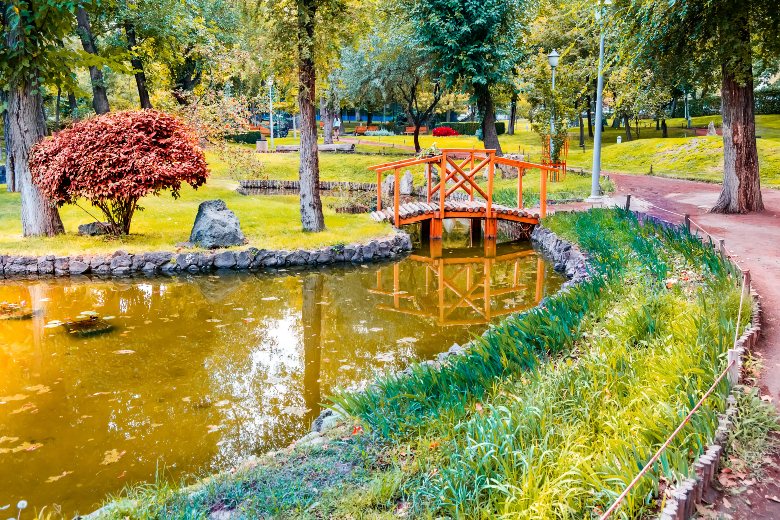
[0,233,413,279]
[239,179,378,192]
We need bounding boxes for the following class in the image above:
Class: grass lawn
[0,178,390,256]
[327,115,780,187]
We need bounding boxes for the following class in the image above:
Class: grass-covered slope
[99,209,749,519]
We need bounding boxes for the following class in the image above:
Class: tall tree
[1,1,70,235]
[617,0,780,213]
[407,0,525,155]
[295,0,325,232]
[124,21,152,109]
[75,5,110,114]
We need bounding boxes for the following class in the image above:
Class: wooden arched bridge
[368,149,559,239]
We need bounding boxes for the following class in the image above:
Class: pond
[0,238,562,514]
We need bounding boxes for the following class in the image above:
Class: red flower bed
[432,126,460,137]
[30,110,208,235]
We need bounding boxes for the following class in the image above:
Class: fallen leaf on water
[117,470,127,479]
[0,436,19,444]
[144,320,153,325]
[0,393,28,403]
[12,441,44,453]
[100,449,126,465]
[205,318,222,323]
[182,396,191,403]
[46,471,73,483]
[25,385,50,395]
[103,316,115,320]
[207,424,223,433]
[215,400,231,407]
[0,505,8,511]
[44,320,63,329]
[10,402,38,415]
[242,318,255,323]
[81,310,98,317]
[113,350,136,355]
[261,297,278,301]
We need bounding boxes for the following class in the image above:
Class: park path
[604,173,780,519]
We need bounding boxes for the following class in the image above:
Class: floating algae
[62,312,115,337]
[0,302,34,320]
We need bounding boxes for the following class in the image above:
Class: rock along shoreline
[0,232,414,278]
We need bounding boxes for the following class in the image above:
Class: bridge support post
[470,218,482,245]
[430,217,443,240]
[429,237,443,259]
[484,238,497,258]
[484,218,498,239]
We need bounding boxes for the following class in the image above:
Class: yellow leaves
[25,384,50,394]
[46,470,73,483]
[0,441,44,454]
[0,393,28,403]
[100,449,126,465]
[10,402,37,415]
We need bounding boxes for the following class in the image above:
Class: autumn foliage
[30,110,208,235]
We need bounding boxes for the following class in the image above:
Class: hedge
[227,131,266,144]
[436,122,506,136]
[686,88,780,117]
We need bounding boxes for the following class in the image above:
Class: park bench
[355,125,379,135]
[275,143,356,153]
[404,126,428,135]
[249,124,271,136]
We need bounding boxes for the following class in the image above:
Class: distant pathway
[607,174,780,519]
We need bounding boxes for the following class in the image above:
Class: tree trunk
[75,7,110,115]
[508,93,517,135]
[712,65,763,213]
[125,23,153,109]
[670,96,678,118]
[413,123,422,153]
[172,55,201,105]
[579,112,585,148]
[366,112,373,125]
[2,90,15,192]
[67,92,78,119]
[656,118,660,131]
[623,115,633,141]
[320,97,334,145]
[476,86,502,155]
[302,273,323,425]
[586,93,593,138]
[297,0,325,232]
[7,80,65,236]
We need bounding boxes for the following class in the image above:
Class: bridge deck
[370,200,540,226]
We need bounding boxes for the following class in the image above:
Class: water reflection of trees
[0,254,562,513]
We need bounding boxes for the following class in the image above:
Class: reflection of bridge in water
[370,243,546,327]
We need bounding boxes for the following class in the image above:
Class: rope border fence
[595,198,762,520]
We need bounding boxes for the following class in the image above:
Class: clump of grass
[726,388,780,472]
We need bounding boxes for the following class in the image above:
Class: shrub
[30,110,208,235]
[437,121,506,136]
[365,129,395,136]
[432,126,459,137]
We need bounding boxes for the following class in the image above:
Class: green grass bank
[96,208,750,519]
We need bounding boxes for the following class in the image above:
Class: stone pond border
[0,232,414,279]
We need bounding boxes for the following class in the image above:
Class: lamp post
[548,49,560,163]
[268,77,275,151]
[685,91,692,129]
[589,0,611,202]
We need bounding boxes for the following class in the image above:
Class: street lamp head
[268,76,274,87]
[547,49,560,69]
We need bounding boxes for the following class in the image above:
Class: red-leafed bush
[432,126,460,137]
[30,110,208,235]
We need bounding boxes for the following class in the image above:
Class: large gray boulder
[399,170,414,195]
[189,200,246,249]
[78,222,110,236]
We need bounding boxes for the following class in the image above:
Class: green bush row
[435,121,506,136]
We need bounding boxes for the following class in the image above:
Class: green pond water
[0,239,562,514]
